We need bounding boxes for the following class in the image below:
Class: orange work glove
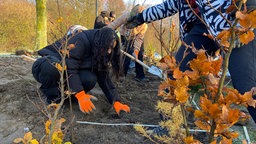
[113,101,130,115]
[133,50,139,59]
[75,90,97,113]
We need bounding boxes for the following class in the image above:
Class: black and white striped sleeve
[142,0,179,23]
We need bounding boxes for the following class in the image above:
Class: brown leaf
[194,110,210,121]
[207,73,219,85]
[184,136,202,144]
[220,105,229,122]
[236,11,251,29]
[159,55,177,70]
[24,132,33,142]
[184,70,200,80]
[211,57,222,75]
[226,5,236,14]
[194,120,210,131]
[228,109,240,124]
[174,87,189,103]
[249,10,256,28]
[239,30,255,45]
[216,30,231,42]
[209,103,221,119]
[173,67,183,79]
[67,44,75,50]
[13,138,24,144]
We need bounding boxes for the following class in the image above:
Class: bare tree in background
[35,0,47,50]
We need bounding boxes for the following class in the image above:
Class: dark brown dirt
[0,57,161,144]
[1,57,255,144]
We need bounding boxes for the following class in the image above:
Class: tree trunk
[35,0,47,50]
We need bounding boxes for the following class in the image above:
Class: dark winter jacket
[38,29,120,102]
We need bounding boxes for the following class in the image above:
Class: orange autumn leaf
[159,55,177,70]
[24,132,33,142]
[194,120,210,131]
[239,30,255,44]
[189,51,214,75]
[209,103,221,119]
[216,30,231,47]
[225,91,239,106]
[216,30,231,41]
[200,61,213,75]
[173,67,183,79]
[236,11,251,29]
[220,105,229,123]
[184,70,200,80]
[176,75,190,88]
[220,40,230,48]
[207,73,219,85]
[207,85,219,98]
[221,131,239,139]
[240,91,256,107]
[200,96,212,113]
[194,110,210,121]
[249,10,256,28]
[184,136,202,144]
[211,57,222,75]
[174,87,189,103]
[228,109,240,124]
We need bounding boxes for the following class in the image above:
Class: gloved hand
[113,101,130,115]
[75,90,97,113]
[125,4,145,29]
[133,50,139,59]
[125,14,144,29]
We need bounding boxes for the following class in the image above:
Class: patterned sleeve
[142,0,179,23]
[197,0,233,37]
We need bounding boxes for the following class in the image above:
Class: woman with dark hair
[32,27,130,115]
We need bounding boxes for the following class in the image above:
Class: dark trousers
[32,56,97,101]
[229,29,256,123]
[122,36,145,79]
[174,21,256,123]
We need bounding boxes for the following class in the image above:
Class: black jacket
[38,29,120,102]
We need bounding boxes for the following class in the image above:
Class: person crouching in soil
[32,27,130,115]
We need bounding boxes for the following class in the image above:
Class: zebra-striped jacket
[141,0,234,39]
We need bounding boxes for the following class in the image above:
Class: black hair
[110,11,116,18]
[93,27,121,78]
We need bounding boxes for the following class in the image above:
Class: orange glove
[75,90,97,113]
[113,101,130,115]
[133,50,139,59]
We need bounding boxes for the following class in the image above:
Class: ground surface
[0,57,255,144]
[0,57,161,144]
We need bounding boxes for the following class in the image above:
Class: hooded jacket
[38,29,120,103]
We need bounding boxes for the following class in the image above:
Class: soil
[0,57,256,144]
[0,57,161,144]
